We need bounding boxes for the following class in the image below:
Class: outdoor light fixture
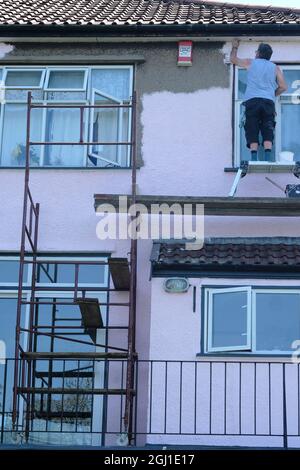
[164,278,190,293]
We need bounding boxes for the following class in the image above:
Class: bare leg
[263,141,272,150]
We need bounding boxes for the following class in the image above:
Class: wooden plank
[108,258,130,290]
[21,351,129,359]
[94,194,300,217]
[76,297,103,343]
[18,387,130,395]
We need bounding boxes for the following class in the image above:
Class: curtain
[45,108,84,167]
[1,104,42,166]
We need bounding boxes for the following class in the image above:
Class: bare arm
[230,39,252,69]
[275,65,288,96]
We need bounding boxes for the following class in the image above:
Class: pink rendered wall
[0,40,300,363]
[147,277,300,447]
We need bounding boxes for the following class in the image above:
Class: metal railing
[2,358,300,448]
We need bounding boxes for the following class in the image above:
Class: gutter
[0,23,300,39]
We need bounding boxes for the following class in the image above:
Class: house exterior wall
[1,39,300,446]
[148,277,300,447]
[1,40,300,357]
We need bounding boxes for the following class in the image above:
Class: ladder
[229,160,300,197]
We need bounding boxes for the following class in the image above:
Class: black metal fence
[1,358,300,448]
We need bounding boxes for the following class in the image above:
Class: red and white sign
[177,41,193,66]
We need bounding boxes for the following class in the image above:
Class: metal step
[108,257,130,290]
[18,387,132,395]
[35,370,94,379]
[34,411,92,419]
[76,297,103,344]
[21,351,129,360]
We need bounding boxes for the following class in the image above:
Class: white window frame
[89,88,125,168]
[207,286,251,353]
[2,68,46,89]
[44,67,88,92]
[205,286,300,354]
[234,66,300,166]
[89,66,134,168]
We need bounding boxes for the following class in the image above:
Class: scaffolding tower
[12,92,138,445]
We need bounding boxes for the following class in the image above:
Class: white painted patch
[222,40,300,63]
[0,43,14,59]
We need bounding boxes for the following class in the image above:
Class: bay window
[235,66,300,165]
[0,66,133,168]
[204,287,300,354]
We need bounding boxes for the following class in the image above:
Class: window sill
[196,352,294,361]
[0,166,141,170]
[225,163,296,173]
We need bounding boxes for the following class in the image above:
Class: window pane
[5,70,43,87]
[281,104,300,161]
[238,69,247,100]
[91,68,131,100]
[37,261,106,285]
[211,291,248,349]
[0,260,28,283]
[0,298,18,417]
[46,91,86,101]
[4,89,43,101]
[256,293,300,352]
[281,70,300,95]
[44,108,85,167]
[78,264,105,284]
[90,92,129,167]
[38,263,75,284]
[0,298,17,358]
[238,104,276,162]
[47,70,85,89]
[0,105,42,166]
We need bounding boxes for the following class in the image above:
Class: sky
[210,0,300,8]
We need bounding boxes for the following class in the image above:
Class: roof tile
[152,238,300,270]
[0,1,299,27]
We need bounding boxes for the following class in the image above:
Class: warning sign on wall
[177,41,193,66]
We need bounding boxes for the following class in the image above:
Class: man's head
[256,43,273,60]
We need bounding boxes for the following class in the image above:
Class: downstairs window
[204,287,300,354]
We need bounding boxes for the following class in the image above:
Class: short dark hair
[257,43,273,60]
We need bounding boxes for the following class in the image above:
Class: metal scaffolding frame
[12,91,138,445]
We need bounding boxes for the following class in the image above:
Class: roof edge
[1,23,300,38]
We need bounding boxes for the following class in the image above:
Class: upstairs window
[235,66,300,165]
[0,66,133,168]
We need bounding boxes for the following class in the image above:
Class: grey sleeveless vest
[244,58,277,102]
